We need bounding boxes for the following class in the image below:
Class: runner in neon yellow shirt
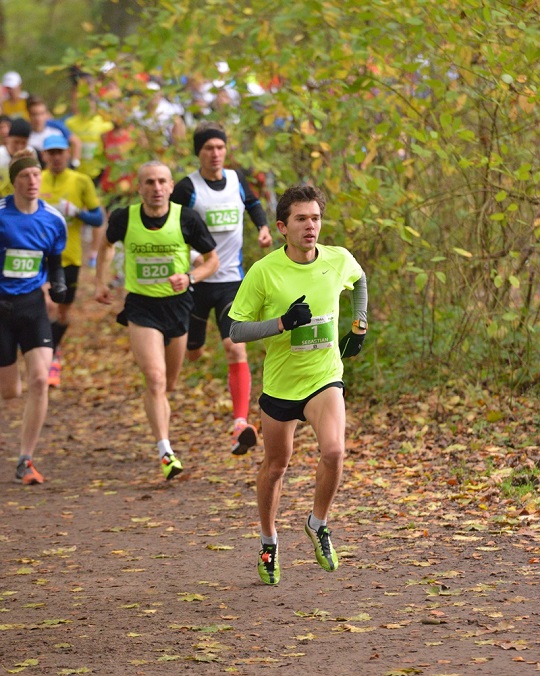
[39,135,103,387]
[229,185,368,585]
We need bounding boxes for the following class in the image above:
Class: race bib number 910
[3,249,43,278]
[135,256,174,284]
[290,314,334,352]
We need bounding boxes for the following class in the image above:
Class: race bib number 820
[135,256,174,284]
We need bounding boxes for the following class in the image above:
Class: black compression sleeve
[47,254,64,284]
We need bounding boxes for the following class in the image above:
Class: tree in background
[0,0,140,106]
[12,0,537,394]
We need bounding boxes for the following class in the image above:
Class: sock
[157,439,173,460]
[228,362,251,421]
[308,513,326,532]
[261,533,278,546]
[51,321,69,353]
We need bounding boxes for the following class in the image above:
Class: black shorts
[259,381,344,422]
[0,288,53,367]
[117,291,194,345]
[188,281,241,350]
[63,265,80,305]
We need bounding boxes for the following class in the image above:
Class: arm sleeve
[236,169,268,230]
[180,206,216,254]
[171,177,195,207]
[229,318,281,344]
[78,207,103,227]
[46,119,71,139]
[352,273,368,324]
[106,207,129,243]
[47,254,66,285]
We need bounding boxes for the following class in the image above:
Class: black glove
[339,330,366,358]
[281,295,312,331]
[49,281,67,304]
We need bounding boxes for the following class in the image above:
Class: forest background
[1,0,539,401]
[1,6,539,673]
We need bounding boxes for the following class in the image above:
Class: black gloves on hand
[49,281,68,304]
[281,295,312,331]
[339,330,366,358]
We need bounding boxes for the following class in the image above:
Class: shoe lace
[317,527,332,557]
[260,545,276,570]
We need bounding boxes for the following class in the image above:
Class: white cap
[2,71,22,88]
[100,61,116,74]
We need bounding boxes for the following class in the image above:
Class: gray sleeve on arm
[230,318,282,343]
[352,274,368,324]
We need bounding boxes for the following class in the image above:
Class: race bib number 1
[3,249,43,278]
[290,314,334,352]
[135,256,174,284]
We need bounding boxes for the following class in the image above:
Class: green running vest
[124,203,189,297]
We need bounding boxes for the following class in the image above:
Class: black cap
[8,117,31,139]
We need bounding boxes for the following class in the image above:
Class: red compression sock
[228,362,251,420]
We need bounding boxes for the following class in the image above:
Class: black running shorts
[188,280,242,350]
[117,291,194,344]
[0,288,53,367]
[259,381,344,422]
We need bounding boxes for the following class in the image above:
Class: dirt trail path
[1,272,539,675]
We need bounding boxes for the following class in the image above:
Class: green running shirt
[229,244,363,400]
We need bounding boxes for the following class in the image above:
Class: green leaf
[415,272,428,292]
[487,322,499,338]
[452,248,473,258]
[435,271,446,284]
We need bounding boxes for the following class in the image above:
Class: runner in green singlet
[229,185,368,585]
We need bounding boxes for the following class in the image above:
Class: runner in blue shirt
[0,150,67,484]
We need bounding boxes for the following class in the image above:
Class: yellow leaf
[179,593,205,602]
[452,247,473,258]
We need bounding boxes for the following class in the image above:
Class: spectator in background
[64,96,113,181]
[65,97,114,266]
[39,135,103,387]
[0,115,12,146]
[27,95,82,167]
[100,104,138,211]
[0,118,38,197]
[134,80,186,147]
[1,72,29,120]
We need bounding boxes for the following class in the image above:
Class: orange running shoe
[48,358,61,387]
[16,458,45,485]
[231,420,257,456]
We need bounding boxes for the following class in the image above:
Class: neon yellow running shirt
[229,244,363,400]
